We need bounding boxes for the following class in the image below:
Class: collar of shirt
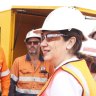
[26,53,31,61]
[26,53,44,61]
[55,56,79,70]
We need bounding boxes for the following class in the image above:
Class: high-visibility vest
[0,47,10,96]
[10,55,54,95]
[38,59,96,96]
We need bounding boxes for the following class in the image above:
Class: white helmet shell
[80,38,96,56]
[38,6,86,33]
[25,30,41,42]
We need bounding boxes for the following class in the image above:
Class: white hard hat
[35,6,86,34]
[80,38,96,56]
[25,29,41,42]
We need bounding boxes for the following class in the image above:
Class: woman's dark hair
[59,28,86,55]
[91,57,96,73]
[76,52,96,73]
[76,52,94,71]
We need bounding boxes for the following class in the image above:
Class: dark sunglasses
[26,41,40,45]
[41,33,68,41]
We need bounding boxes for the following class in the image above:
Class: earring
[66,46,71,50]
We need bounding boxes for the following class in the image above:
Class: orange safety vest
[10,55,54,94]
[38,59,96,96]
[0,47,10,96]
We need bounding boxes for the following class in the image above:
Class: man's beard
[29,46,38,55]
[30,50,37,55]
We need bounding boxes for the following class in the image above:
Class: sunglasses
[41,33,68,41]
[26,41,40,45]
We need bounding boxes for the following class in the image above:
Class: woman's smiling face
[40,31,67,64]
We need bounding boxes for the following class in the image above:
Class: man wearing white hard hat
[35,6,96,96]
[88,26,96,40]
[9,30,54,96]
[80,26,96,81]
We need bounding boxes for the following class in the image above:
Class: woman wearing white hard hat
[35,6,96,96]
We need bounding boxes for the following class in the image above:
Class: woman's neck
[53,54,77,68]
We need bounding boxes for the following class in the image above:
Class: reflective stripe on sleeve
[65,64,90,96]
[19,77,47,83]
[0,69,10,77]
[11,74,18,82]
[16,86,40,94]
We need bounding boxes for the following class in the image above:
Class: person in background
[35,6,96,96]
[90,31,96,40]
[0,47,10,96]
[90,58,96,81]
[88,28,96,80]
[9,30,54,96]
[81,27,96,81]
[88,30,96,40]
[82,54,96,81]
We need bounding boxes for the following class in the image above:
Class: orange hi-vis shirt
[10,54,54,95]
[0,47,10,96]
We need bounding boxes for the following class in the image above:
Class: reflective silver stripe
[1,69,10,77]
[11,74,18,81]
[19,77,47,83]
[65,64,90,96]
[16,86,40,94]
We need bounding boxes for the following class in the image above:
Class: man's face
[26,37,41,55]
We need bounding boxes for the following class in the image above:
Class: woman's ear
[66,37,76,50]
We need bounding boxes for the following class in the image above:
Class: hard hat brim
[33,28,43,33]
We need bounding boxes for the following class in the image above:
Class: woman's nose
[40,39,48,47]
